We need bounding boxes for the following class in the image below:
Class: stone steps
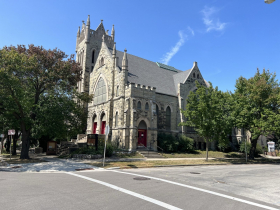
[137,150,165,159]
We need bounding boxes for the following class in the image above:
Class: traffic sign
[8,130,15,135]
[105,125,110,136]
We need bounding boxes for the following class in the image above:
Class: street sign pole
[245,140,247,163]
[103,125,110,167]
[8,130,15,160]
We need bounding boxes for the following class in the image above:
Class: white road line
[109,170,279,210]
[65,172,182,210]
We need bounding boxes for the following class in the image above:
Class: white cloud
[201,6,227,32]
[188,26,195,36]
[161,31,187,65]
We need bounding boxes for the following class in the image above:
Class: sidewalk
[1,152,279,173]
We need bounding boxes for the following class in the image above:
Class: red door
[93,122,97,134]
[138,129,147,147]
[101,121,106,134]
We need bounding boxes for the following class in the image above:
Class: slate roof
[115,50,189,96]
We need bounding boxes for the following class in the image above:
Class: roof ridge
[116,50,182,72]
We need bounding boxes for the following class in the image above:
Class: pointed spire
[86,15,90,26]
[77,26,80,37]
[111,25,115,41]
[122,49,128,70]
[85,16,90,43]
[82,20,85,29]
[112,42,116,56]
[106,30,109,35]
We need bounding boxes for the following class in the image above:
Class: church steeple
[85,15,90,43]
[111,25,115,42]
[86,15,90,26]
[122,49,128,70]
[77,26,80,37]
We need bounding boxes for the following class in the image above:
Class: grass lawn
[162,150,244,158]
[1,154,46,164]
[87,158,280,169]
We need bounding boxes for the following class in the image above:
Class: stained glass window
[94,78,107,104]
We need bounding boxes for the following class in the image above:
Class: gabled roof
[116,50,186,96]
[173,69,191,93]
[113,50,205,96]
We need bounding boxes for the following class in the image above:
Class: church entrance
[100,113,106,134]
[138,120,147,147]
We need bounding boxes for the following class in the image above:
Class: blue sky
[0,0,279,92]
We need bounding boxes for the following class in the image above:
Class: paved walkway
[1,152,279,173]
[0,156,98,172]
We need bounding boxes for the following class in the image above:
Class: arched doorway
[92,115,97,134]
[138,120,147,147]
[100,113,106,134]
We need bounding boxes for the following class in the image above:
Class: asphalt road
[1,164,279,210]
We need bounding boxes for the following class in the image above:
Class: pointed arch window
[145,102,149,111]
[193,73,195,78]
[115,112,118,127]
[94,77,107,104]
[166,106,171,130]
[100,57,104,66]
[156,105,159,128]
[92,50,95,63]
[197,74,199,79]
[137,101,141,110]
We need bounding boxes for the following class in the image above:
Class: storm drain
[133,177,151,181]
[75,168,94,171]
[190,172,201,174]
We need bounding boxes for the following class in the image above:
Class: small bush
[178,135,194,152]
[105,143,114,157]
[239,141,251,154]
[157,133,194,153]
[255,144,264,156]
[217,142,232,152]
[157,133,178,153]
[239,141,263,157]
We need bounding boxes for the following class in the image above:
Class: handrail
[157,146,164,156]
[138,143,150,157]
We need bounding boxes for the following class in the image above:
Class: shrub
[157,133,178,153]
[178,135,194,152]
[255,144,264,156]
[239,141,251,154]
[157,133,194,153]
[239,141,263,157]
[105,143,114,157]
[217,141,232,152]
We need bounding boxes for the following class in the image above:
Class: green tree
[180,81,233,161]
[0,45,86,159]
[232,69,280,159]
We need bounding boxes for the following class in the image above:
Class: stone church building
[76,15,211,151]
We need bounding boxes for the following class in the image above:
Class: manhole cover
[11,166,22,169]
[75,168,94,171]
[217,180,225,184]
[133,177,151,181]
[190,172,201,174]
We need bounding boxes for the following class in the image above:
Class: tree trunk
[5,136,10,153]
[206,139,209,161]
[12,131,19,156]
[1,134,5,154]
[249,136,258,160]
[20,129,30,159]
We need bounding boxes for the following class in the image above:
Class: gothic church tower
[76,15,115,93]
